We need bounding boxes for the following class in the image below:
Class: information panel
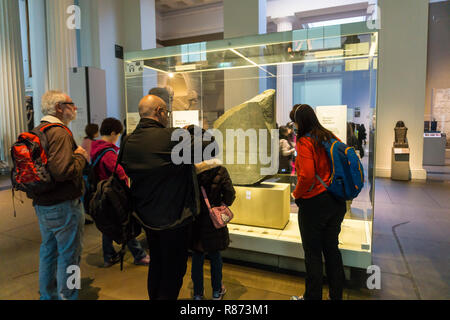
[172,110,199,128]
[316,105,348,143]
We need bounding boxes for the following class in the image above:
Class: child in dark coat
[191,159,236,300]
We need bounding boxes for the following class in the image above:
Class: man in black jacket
[121,94,216,300]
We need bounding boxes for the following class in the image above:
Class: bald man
[138,95,170,127]
[121,94,217,300]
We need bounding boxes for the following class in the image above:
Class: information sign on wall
[172,110,199,128]
[126,113,140,134]
[316,105,348,143]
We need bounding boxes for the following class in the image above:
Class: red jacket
[90,140,128,186]
[293,136,331,199]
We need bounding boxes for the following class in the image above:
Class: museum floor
[0,175,449,300]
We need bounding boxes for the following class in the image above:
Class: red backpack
[10,123,73,206]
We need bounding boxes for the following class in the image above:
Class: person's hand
[75,146,89,161]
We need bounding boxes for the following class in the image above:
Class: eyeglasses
[59,102,75,108]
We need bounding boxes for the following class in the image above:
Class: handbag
[200,186,234,229]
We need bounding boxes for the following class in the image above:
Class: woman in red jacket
[289,104,347,300]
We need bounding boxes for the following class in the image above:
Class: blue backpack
[309,136,364,201]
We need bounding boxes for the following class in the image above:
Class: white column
[274,17,294,127]
[223,0,267,111]
[0,0,28,162]
[28,0,49,126]
[46,0,78,94]
[79,0,100,68]
[376,0,429,180]
[123,0,157,113]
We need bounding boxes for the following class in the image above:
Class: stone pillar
[45,0,78,94]
[0,0,28,162]
[223,0,267,112]
[28,0,49,126]
[274,17,294,127]
[376,0,429,180]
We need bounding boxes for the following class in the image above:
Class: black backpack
[88,142,141,270]
[82,147,116,215]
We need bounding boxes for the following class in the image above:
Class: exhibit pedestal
[423,134,446,166]
[225,213,372,276]
[391,147,410,181]
[230,182,290,230]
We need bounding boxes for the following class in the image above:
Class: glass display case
[124,22,378,272]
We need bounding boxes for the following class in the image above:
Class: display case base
[222,248,352,280]
[225,213,372,271]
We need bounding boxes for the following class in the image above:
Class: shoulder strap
[92,148,116,167]
[113,134,130,174]
[35,123,75,152]
[200,186,213,211]
[39,123,73,136]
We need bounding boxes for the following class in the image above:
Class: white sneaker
[290,295,304,300]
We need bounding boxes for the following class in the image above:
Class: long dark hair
[289,104,337,146]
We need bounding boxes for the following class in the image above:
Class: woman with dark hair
[289,104,347,300]
[90,118,150,267]
[278,126,296,174]
[81,123,99,163]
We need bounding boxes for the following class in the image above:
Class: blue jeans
[102,234,147,263]
[34,199,85,300]
[191,251,223,296]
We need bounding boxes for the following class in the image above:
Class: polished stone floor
[0,174,449,300]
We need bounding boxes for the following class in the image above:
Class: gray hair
[41,90,67,116]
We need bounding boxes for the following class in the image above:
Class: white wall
[79,0,157,122]
[376,0,429,180]
[157,3,223,40]
[266,0,373,19]
[97,0,125,121]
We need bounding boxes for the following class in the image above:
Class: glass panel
[124,23,379,267]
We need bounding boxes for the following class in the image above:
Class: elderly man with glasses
[32,90,88,300]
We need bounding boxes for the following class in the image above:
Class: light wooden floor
[1,176,449,300]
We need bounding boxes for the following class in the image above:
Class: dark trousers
[296,191,346,300]
[191,251,223,296]
[144,222,191,300]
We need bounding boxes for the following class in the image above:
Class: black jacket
[121,118,216,230]
[191,160,236,253]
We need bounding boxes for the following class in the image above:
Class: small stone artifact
[394,121,408,148]
[213,89,276,185]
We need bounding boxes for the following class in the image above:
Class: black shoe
[103,255,121,268]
